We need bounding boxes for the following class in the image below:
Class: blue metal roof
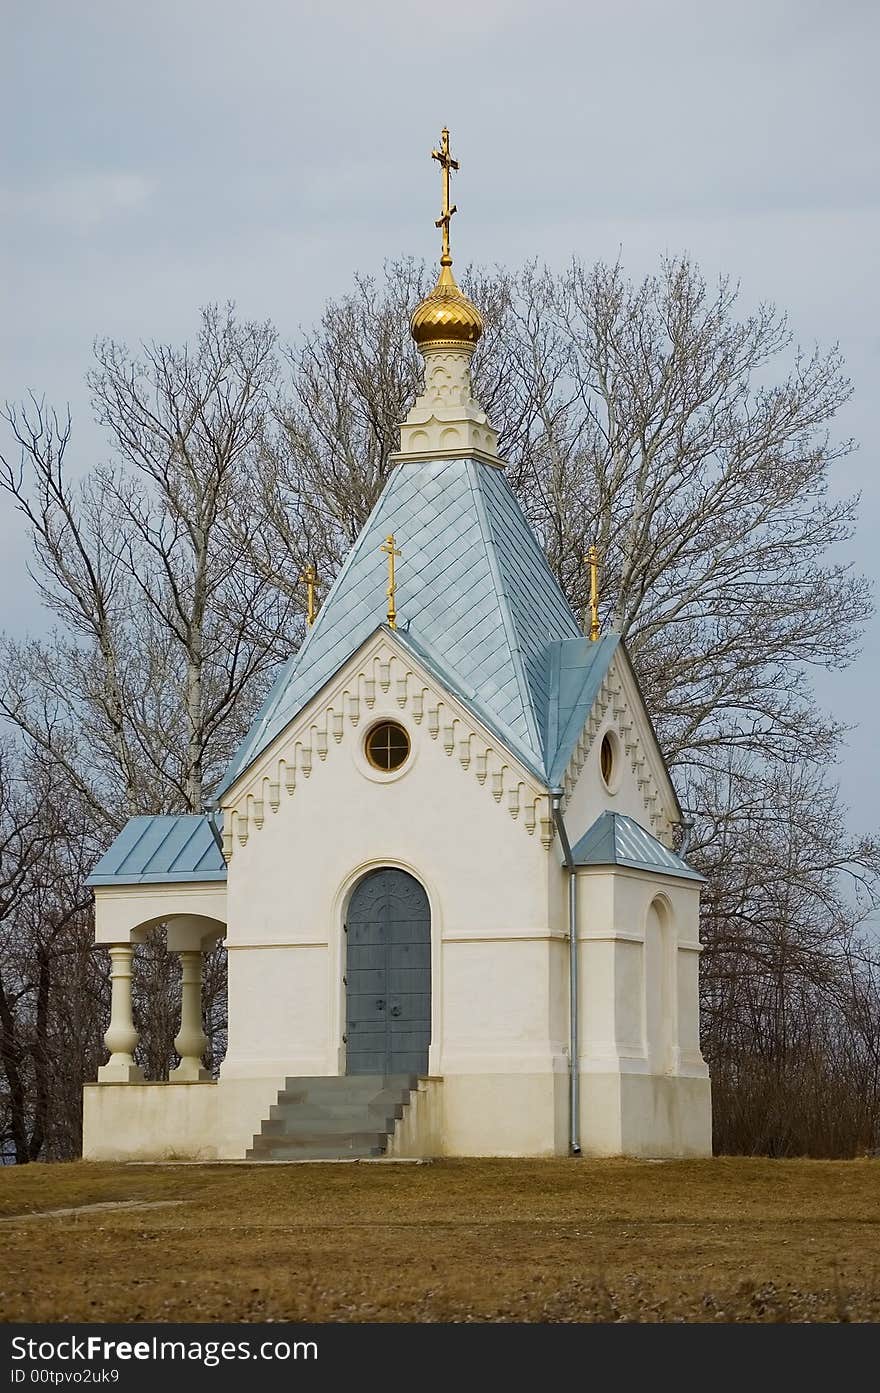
[86,815,227,887]
[544,633,619,788]
[571,811,703,881]
[218,457,582,796]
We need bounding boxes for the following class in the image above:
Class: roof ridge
[395,627,547,784]
[466,462,545,759]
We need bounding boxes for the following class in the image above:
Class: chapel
[82,132,712,1161]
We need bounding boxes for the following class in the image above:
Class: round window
[600,732,615,787]
[365,721,410,772]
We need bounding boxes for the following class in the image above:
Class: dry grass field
[1,1157,878,1323]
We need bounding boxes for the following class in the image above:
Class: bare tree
[0,305,299,818]
[0,746,99,1163]
[695,756,880,1155]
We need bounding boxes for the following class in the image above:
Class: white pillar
[170,949,211,1081]
[98,944,144,1083]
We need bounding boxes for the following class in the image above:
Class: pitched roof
[218,457,582,796]
[544,633,619,788]
[86,815,227,887]
[571,811,703,881]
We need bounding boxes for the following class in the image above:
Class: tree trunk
[0,970,29,1165]
[28,943,50,1161]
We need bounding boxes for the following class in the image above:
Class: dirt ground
[1,1157,878,1323]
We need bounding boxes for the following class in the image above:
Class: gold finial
[432,126,459,268]
[300,564,319,627]
[586,546,600,642]
[381,534,401,629]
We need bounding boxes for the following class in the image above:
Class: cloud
[0,172,155,232]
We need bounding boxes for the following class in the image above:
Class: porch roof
[86,815,227,887]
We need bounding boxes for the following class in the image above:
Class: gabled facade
[83,158,711,1162]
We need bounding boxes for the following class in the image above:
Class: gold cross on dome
[432,127,459,267]
[381,534,402,630]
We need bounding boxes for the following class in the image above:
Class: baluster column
[170,949,211,1081]
[98,944,144,1083]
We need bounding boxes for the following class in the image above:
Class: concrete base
[82,1068,712,1161]
[82,1075,287,1162]
[387,1079,443,1158]
[431,1071,569,1156]
[97,1063,143,1084]
[580,1070,712,1157]
[169,1061,212,1082]
[83,1082,219,1161]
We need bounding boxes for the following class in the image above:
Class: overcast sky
[2,0,878,830]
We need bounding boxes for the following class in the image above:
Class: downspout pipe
[551,788,580,1156]
[204,799,225,857]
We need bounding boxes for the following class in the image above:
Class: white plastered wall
[92,882,227,944]
[560,648,680,850]
[575,866,711,1157]
[218,630,566,1156]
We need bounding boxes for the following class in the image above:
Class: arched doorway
[345,868,431,1077]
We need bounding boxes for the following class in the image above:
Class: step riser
[277,1086,413,1106]
[250,1133,387,1151]
[268,1101,405,1123]
[260,1116,397,1138]
[282,1075,417,1089]
[245,1148,385,1161]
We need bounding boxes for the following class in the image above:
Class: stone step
[282,1074,417,1088]
[244,1144,386,1161]
[261,1112,398,1137]
[247,1074,416,1163]
[248,1130,388,1155]
[268,1099,406,1125]
[277,1076,416,1105]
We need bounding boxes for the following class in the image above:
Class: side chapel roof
[571,811,703,881]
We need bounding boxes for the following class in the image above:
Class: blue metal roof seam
[570,811,703,882]
[86,814,227,887]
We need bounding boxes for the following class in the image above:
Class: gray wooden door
[345,868,431,1076]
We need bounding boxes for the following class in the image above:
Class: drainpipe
[551,788,580,1156]
[204,799,224,856]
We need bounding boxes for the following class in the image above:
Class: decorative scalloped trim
[221,640,552,862]
[560,665,673,845]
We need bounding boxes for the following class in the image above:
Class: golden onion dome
[410,262,484,350]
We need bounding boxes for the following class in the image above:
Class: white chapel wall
[217,635,568,1155]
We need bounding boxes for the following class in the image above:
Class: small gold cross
[381,534,402,630]
[585,546,600,642]
[300,564,319,627]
